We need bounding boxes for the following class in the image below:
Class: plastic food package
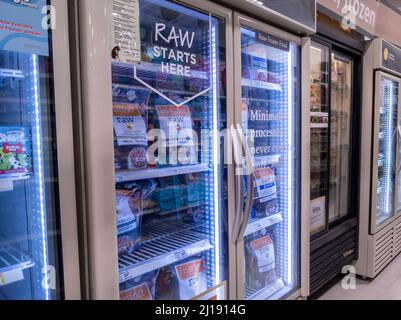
[156,255,208,300]
[245,229,277,290]
[113,103,148,171]
[0,127,32,179]
[120,270,159,300]
[116,179,156,256]
[252,166,278,218]
[148,105,197,167]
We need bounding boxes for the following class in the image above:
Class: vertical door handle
[231,125,244,244]
[235,124,254,243]
[397,125,401,174]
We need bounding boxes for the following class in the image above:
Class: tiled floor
[319,255,401,300]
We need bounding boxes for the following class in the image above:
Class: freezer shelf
[115,164,210,182]
[0,68,24,79]
[118,231,212,283]
[244,213,283,237]
[143,202,205,216]
[141,221,206,242]
[0,248,35,286]
[245,279,285,300]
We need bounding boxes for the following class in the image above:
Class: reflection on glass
[328,53,353,223]
[376,77,398,226]
[310,42,329,235]
[113,0,228,301]
[240,27,299,299]
[0,49,62,300]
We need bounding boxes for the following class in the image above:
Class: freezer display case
[0,49,62,299]
[309,41,354,235]
[233,15,300,300]
[371,72,400,233]
[111,0,228,300]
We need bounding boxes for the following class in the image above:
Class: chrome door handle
[231,124,244,245]
[235,124,254,243]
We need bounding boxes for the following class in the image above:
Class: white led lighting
[211,18,221,285]
[286,46,293,286]
[33,54,50,300]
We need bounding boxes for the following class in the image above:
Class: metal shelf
[245,279,285,300]
[0,68,24,79]
[143,202,205,216]
[141,221,205,243]
[244,213,283,237]
[118,231,212,283]
[115,164,210,183]
[0,248,35,286]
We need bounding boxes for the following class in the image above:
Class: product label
[310,196,326,234]
[113,104,147,147]
[112,0,141,64]
[175,258,207,300]
[250,235,275,273]
[120,283,152,300]
[0,127,32,179]
[156,105,194,147]
[254,167,277,198]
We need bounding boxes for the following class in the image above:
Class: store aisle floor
[319,255,401,300]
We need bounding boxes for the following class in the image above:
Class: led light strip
[211,17,220,286]
[286,47,293,286]
[33,55,50,300]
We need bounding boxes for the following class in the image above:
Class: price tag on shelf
[0,269,24,287]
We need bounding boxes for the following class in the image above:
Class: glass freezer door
[371,72,400,234]
[0,50,63,299]
[309,42,330,236]
[328,52,353,224]
[111,0,228,301]
[233,18,299,300]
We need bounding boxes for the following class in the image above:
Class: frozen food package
[156,255,208,300]
[0,127,33,180]
[245,229,277,290]
[113,103,148,171]
[120,270,159,300]
[252,166,278,218]
[148,105,197,166]
[116,189,141,256]
[116,179,156,256]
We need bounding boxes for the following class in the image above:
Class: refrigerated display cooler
[0,0,80,300]
[308,36,362,295]
[357,39,401,279]
[72,0,312,300]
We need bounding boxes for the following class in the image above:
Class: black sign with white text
[382,40,401,75]
[255,32,290,52]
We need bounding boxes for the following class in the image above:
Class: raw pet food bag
[245,230,277,290]
[113,103,148,171]
[116,179,156,256]
[148,105,197,167]
[0,127,33,180]
[156,255,208,300]
[252,166,278,219]
[119,270,159,300]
